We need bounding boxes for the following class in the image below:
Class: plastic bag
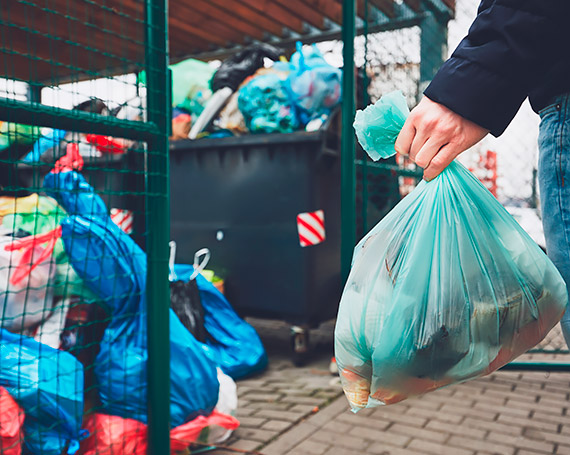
[353,90,410,161]
[43,167,220,426]
[335,91,568,411]
[174,264,268,379]
[199,369,238,445]
[287,42,342,125]
[238,72,298,134]
[217,91,248,135]
[0,329,84,455]
[0,387,24,455]
[0,123,41,152]
[80,410,239,455]
[0,193,97,301]
[211,43,282,92]
[0,230,55,331]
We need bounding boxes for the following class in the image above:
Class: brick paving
[203,320,570,455]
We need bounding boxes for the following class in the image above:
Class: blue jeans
[538,93,570,348]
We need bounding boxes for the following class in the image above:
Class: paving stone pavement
[203,320,570,455]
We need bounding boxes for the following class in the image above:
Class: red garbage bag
[0,387,25,455]
[80,410,239,455]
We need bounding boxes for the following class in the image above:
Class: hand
[395,96,489,181]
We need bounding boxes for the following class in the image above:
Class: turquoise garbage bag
[335,91,568,411]
[352,90,409,161]
[238,72,298,134]
[287,42,342,125]
[0,329,84,455]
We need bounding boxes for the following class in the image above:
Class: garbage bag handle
[190,248,210,281]
[53,143,84,173]
[4,226,62,285]
[168,240,177,281]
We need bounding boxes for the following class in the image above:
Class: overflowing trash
[335,91,568,411]
[146,42,343,140]
[0,143,271,452]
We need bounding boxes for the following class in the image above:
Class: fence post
[341,0,356,283]
[145,0,171,454]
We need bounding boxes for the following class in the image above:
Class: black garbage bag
[211,43,283,92]
[170,278,208,343]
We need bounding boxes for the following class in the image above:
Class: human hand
[395,96,489,181]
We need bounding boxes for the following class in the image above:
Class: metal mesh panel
[0,0,170,453]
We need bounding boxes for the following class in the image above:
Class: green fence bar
[341,0,356,282]
[145,0,171,453]
[0,97,160,141]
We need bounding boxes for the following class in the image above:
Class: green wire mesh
[0,0,171,453]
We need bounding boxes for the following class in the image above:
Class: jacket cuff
[424,57,527,137]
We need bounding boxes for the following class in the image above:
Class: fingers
[413,136,446,169]
[394,117,415,156]
[423,144,460,181]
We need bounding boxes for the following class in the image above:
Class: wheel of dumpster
[291,326,310,366]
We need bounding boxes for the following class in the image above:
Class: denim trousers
[538,93,570,347]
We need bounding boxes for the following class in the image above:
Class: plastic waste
[0,192,97,301]
[287,42,342,125]
[80,409,239,455]
[0,230,55,332]
[139,57,215,111]
[353,90,410,161]
[169,243,209,342]
[21,128,67,163]
[188,86,233,139]
[210,43,282,92]
[204,369,238,444]
[0,387,24,455]
[0,329,84,455]
[171,108,192,141]
[174,264,268,379]
[0,123,41,152]
[335,91,568,411]
[238,71,298,134]
[43,151,220,426]
[217,91,248,135]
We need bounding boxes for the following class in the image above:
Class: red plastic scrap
[79,411,240,455]
[0,387,25,455]
[85,134,126,154]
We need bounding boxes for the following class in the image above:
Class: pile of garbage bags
[162,41,342,140]
[0,144,267,453]
[335,91,568,411]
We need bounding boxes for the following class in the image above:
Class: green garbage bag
[335,91,568,411]
[0,122,42,151]
[139,57,214,114]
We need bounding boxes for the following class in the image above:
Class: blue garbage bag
[287,42,342,125]
[43,170,220,427]
[22,128,67,163]
[0,329,84,455]
[174,265,268,379]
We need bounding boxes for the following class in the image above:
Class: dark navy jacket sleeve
[424,1,568,137]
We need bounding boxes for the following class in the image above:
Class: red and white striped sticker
[110,208,134,234]
[297,210,325,247]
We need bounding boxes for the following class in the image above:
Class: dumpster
[170,114,341,361]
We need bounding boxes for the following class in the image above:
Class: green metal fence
[0,0,170,453]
